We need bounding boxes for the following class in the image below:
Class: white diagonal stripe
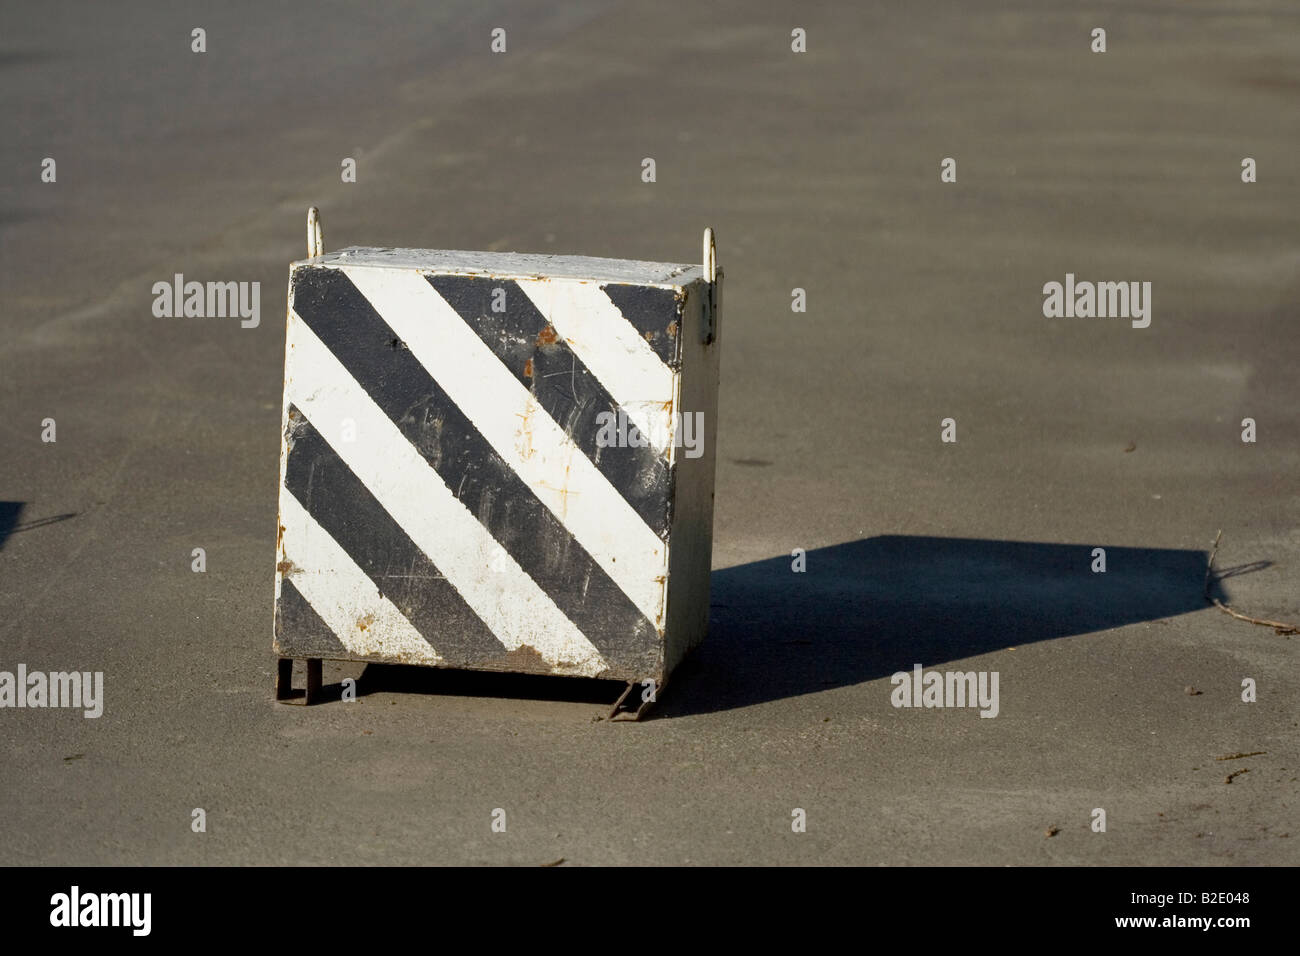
[277,491,443,664]
[284,310,609,676]
[337,265,668,625]
[514,278,678,459]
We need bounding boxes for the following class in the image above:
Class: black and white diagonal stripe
[274,263,684,678]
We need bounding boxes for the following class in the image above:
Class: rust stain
[500,644,548,672]
[557,460,573,519]
[276,559,297,575]
[643,330,655,342]
[356,612,375,633]
[654,573,667,631]
[666,320,678,338]
[523,357,533,378]
[517,402,536,460]
[535,324,558,346]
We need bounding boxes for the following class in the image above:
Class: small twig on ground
[1224,768,1249,785]
[1215,751,1266,761]
[1203,530,1299,635]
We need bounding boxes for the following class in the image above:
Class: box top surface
[295,247,706,288]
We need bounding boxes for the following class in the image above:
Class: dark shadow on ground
[334,536,1241,718]
[355,662,624,707]
[0,502,77,551]
[0,502,23,550]
[661,535,1234,717]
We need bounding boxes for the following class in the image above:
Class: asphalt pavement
[1,0,1297,865]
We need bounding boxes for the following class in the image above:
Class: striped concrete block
[273,243,722,692]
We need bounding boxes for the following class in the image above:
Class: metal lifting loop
[702,227,719,344]
[307,207,323,258]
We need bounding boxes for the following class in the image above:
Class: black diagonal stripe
[291,266,662,675]
[426,275,673,538]
[283,405,507,665]
[599,282,683,368]
[275,577,349,658]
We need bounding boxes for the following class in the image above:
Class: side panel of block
[662,277,721,680]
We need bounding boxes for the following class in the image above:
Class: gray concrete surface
[1,0,1297,865]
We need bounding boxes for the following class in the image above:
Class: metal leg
[304,659,322,705]
[606,681,636,720]
[608,677,667,721]
[275,658,294,701]
[634,676,666,721]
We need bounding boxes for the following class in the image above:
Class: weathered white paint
[285,310,609,677]
[310,246,704,287]
[515,277,678,459]
[660,281,721,678]
[341,265,669,625]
